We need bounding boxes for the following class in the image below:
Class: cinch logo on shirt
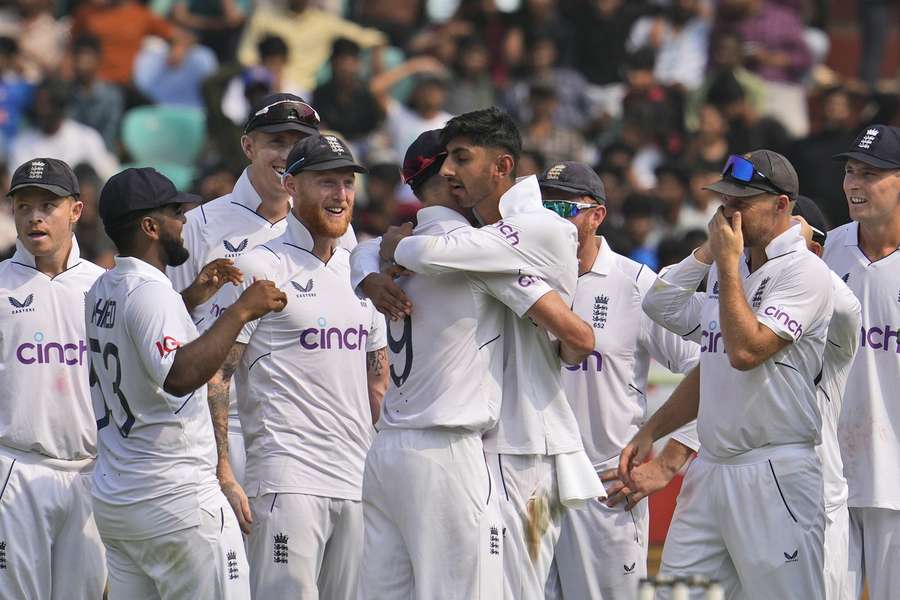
[565,351,603,372]
[491,220,520,246]
[701,321,726,354]
[156,336,182,357]
[8,294,34,314]
[859,325,900,353]
[299,324,369,350]
[223,238,249,257]
[762,305,803,338]
[16,332,87,365]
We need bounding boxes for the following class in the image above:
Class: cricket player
[86,167,287,599]
[824,124,900,600]
[631,150,834,598]
[379,108,602,599]
[167,93,354,490]
[0,158,106,599]
[351,130,583,599]
[211,134,388,599]
[535,162,700,599]
[610,196,861,600]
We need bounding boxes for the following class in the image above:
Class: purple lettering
[300,328,318,349]
[16,342,36,364]
[42,342,64,364]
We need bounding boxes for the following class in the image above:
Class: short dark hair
[104,209,154,254]
[440,107,522,162]
[73,35,102,54]
[258,35,288,60]
[330,37,361,61]
[0,36,18,57]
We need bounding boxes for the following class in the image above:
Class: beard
[161,229,190,267]
[296,201,353,239]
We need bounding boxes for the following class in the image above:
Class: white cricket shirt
[643,224,834,459]
[563,238,699,468]
[215,214,386,501]
[86,256,219,540]
[823,222,900,509]
[349,206,552,433]
[168,169,359,329]
[0,238,104,461]
[394,175,584,455]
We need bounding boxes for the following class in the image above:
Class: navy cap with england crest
[283,133,367,176]
[8,157,80,198]
[833,124,900,169]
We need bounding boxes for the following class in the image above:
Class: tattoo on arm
[209,343,245,464]
[367,347,387,376]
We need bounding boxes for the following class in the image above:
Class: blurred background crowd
[0,0,897,270]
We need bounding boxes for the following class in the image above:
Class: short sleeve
[349,238,382,294]
[671,421,700,453]
[366,306,387,352]
[756,263,833,342]
[124,283,198,389]
[473,273,553,318]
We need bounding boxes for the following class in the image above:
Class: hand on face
[708,206,744,268]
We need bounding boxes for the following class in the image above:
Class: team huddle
[0,93,898,600]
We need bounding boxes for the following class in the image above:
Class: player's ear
[241,134,254,161]
[69,198,84,227]
[282,173,298,196]
[591,204,607,229]
[139,214,161,241]
[495,153,515,180]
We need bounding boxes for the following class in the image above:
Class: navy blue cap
[792,195,828,243]
[832,124,900,169]
[99,168,198,227]
[284,133,366,176]
[538,161,606,203]
[8,157,80,198]
[244,93,320,135]
[402,129,446,191]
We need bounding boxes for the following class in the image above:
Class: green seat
[119,162,195,191]
[121,106,206,167]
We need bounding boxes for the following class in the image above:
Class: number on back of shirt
[88,338,136,437]
[388,315,413,387]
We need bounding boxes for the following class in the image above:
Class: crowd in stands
[0,0,897,270]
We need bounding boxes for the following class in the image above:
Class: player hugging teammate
[1,105,897,600]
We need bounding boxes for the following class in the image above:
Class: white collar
[588,236,615,276]
[113,255,173,287]
[498,175,544,218]
[415,205,470,229]
[232,168,293,213]
[284,212,316,252]
[12,235,82,270]
[760,223,807,259]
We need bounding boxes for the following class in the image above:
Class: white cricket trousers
[359,429,503,600]
[101,491,250,600]
[0,445,105,600]
[658,444,825,600]
[848,506,900,600]
[824,504,851,600]
[547,470,649,600]
[248,492,362,599]
[488,453,565,600]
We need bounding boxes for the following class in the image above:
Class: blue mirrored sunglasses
[722,154,790,196]
[542,200,598,218]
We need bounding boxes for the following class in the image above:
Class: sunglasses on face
[542,200,598,218]
[722,154,791,197]
[244,100,321,133]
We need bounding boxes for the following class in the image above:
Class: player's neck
[578,236,600,276]
[310,235,337,262]
[248,169,291,222]
[32,239,72,277]
[857,214,900,261]
[473,180,514,225]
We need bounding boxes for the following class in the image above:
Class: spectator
[517,148,546,178]
[312,38,385,147]
[352,0,424,48]
[0,161,14,259]
[172,0,248,63]
[354,161,406,239]
[502,33,591,131]
[521,81,590,165]
[653,162,694,234]
[685,30,766,130]
[0,37,34,152]
[72,0,196,93]
[683,158,723,231]
[0,0,68,81]
[69,35,124,151]
[714,0,813,136]
[574,0,643,120]
[448,0,517,85]
[620,191,660,269]
[369,55,452,159]
[132,36,218,107]
[9,79,119,180]
[596,162,631,220]
[627,0,710,90]
[706,70,791,156]
[858,0,895,88]
[445,36,495,115]
[72,163,116,268]
[194,162,238,202]
[238,0,387,93]
[505,0,576,73]
[684,103,730,166]
[656,228,706,269]
[788,86,858,227]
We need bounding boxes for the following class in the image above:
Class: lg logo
[155,336,182,357]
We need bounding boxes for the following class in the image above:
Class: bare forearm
[366,348,388,425]
[642,367,700,441]
[654,438,695,477]
[165,309,247,396]
[208,344,243,475]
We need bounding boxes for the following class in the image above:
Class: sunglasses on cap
[542,200,598,218]
[244,99,321,133]
[722,154,791,197]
